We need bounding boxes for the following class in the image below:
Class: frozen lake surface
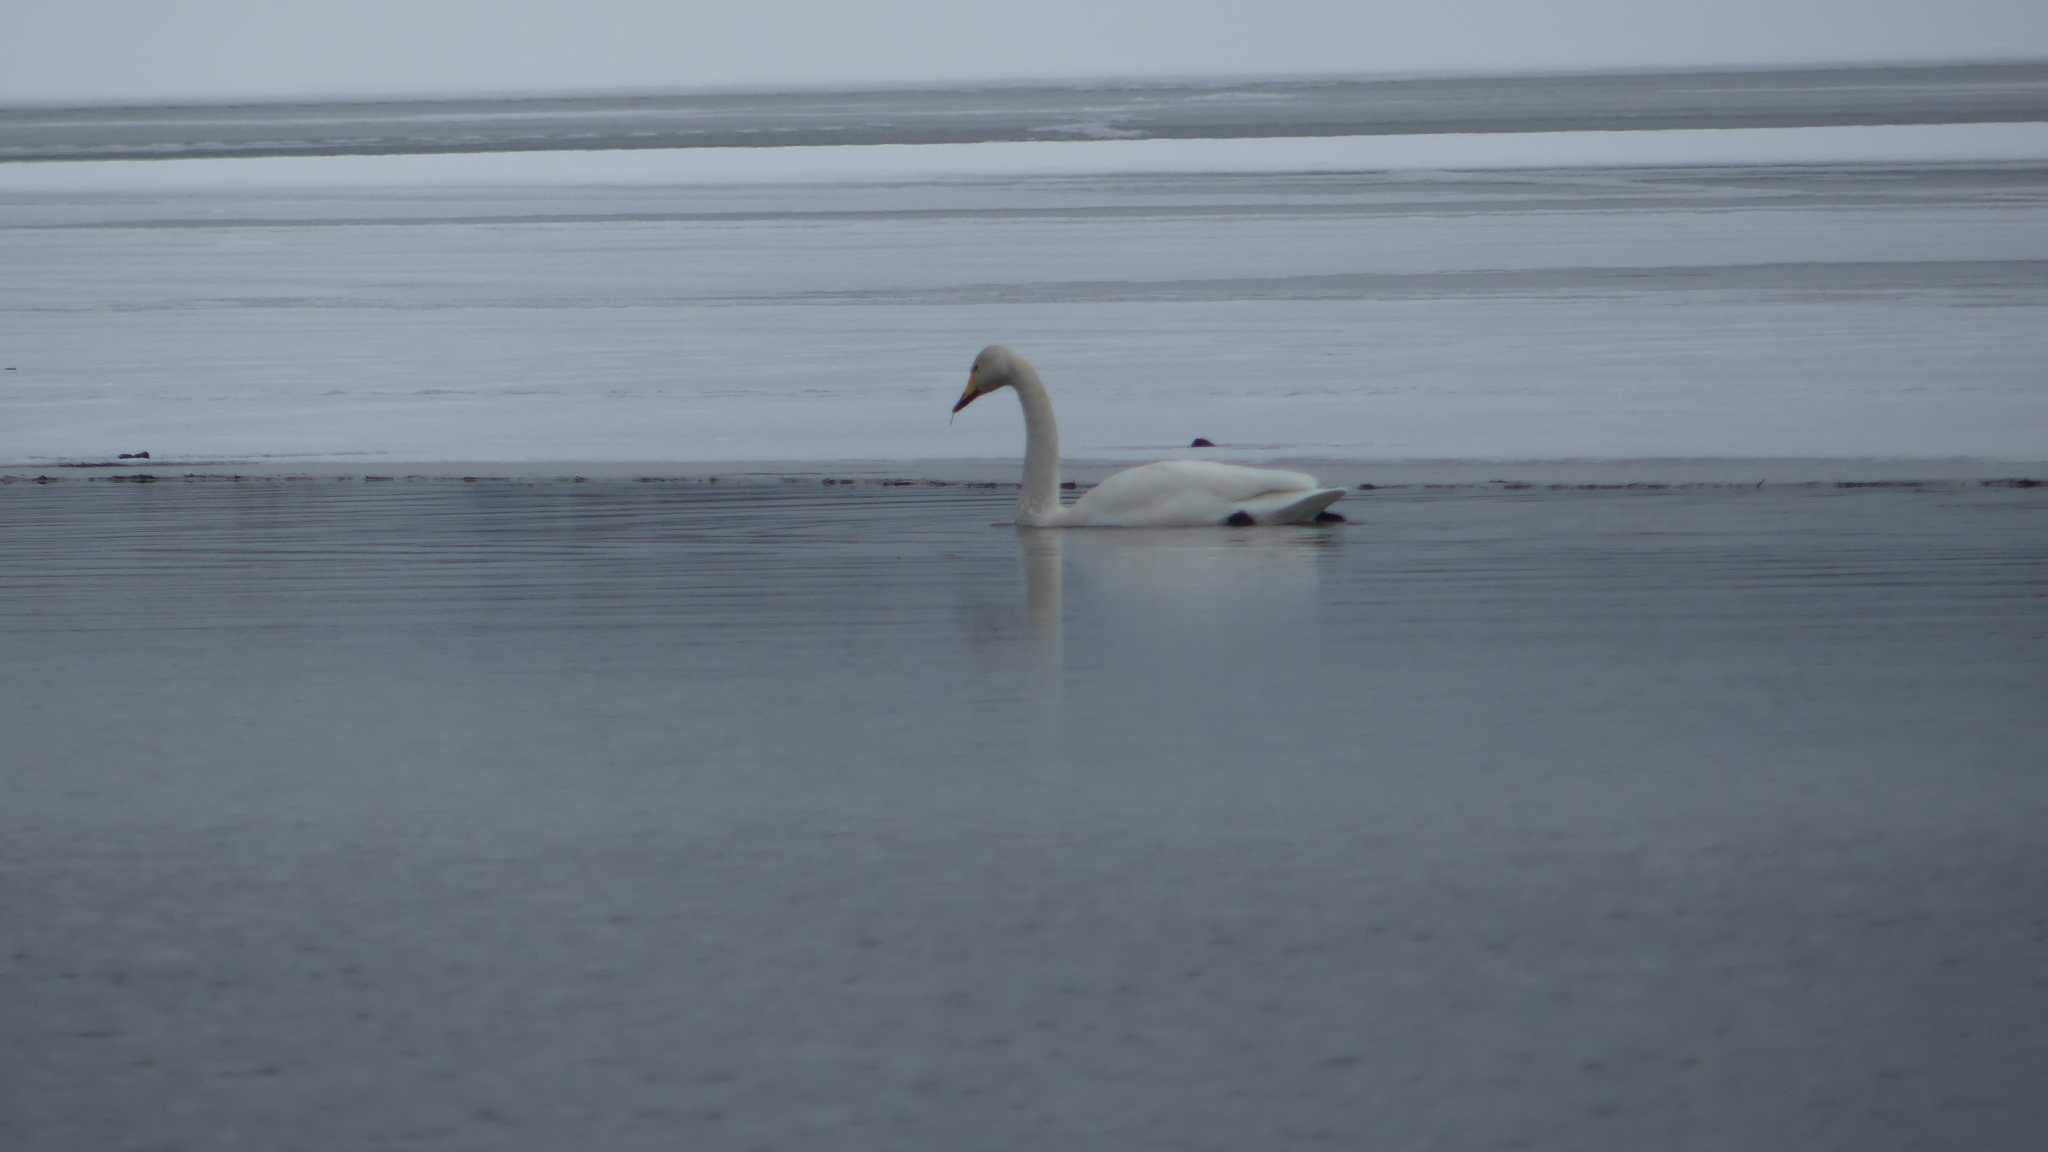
[4,478,2046,1149]
[4,124,2047,467]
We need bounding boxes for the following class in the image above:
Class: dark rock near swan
[1190,437,1215,448]
[117,451,150,460]
[1225,510,1256,526]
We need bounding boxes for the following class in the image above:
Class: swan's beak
[952,374,981,415]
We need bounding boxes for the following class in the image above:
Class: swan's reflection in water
[1019,528,1064,705]
[1018,525,1339,723]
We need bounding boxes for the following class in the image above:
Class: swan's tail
[1228,487,1346,526]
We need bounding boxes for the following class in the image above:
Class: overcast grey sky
[5,0,2046,102]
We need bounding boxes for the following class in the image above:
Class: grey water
[4,478,2046,1150]
[4,60,2047,162]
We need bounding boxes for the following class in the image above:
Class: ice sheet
[3,127,2046,466]
[3,122,2047,189]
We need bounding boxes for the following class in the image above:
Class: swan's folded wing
[1233,486,1346,525]
[1110,460,1320,503]
[1070,460,1338,526]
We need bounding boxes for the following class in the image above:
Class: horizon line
[4,53,2045,114]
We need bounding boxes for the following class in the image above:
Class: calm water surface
[4,478,2045,1150]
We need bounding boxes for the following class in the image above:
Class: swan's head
[952,344,1025,415]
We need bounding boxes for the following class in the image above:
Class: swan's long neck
[1011,361,1062,524]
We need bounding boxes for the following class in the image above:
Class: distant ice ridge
[3,122,2046,190]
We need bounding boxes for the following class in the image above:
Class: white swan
[951,345,1346,528]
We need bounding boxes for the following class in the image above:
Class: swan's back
[1061,460,1343,527]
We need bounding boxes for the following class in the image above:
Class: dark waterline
[4,480,2045,1150]
[5,60,2047,163]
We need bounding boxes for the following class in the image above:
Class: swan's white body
[1043,459,1341,528]
[953,346,1345,528]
